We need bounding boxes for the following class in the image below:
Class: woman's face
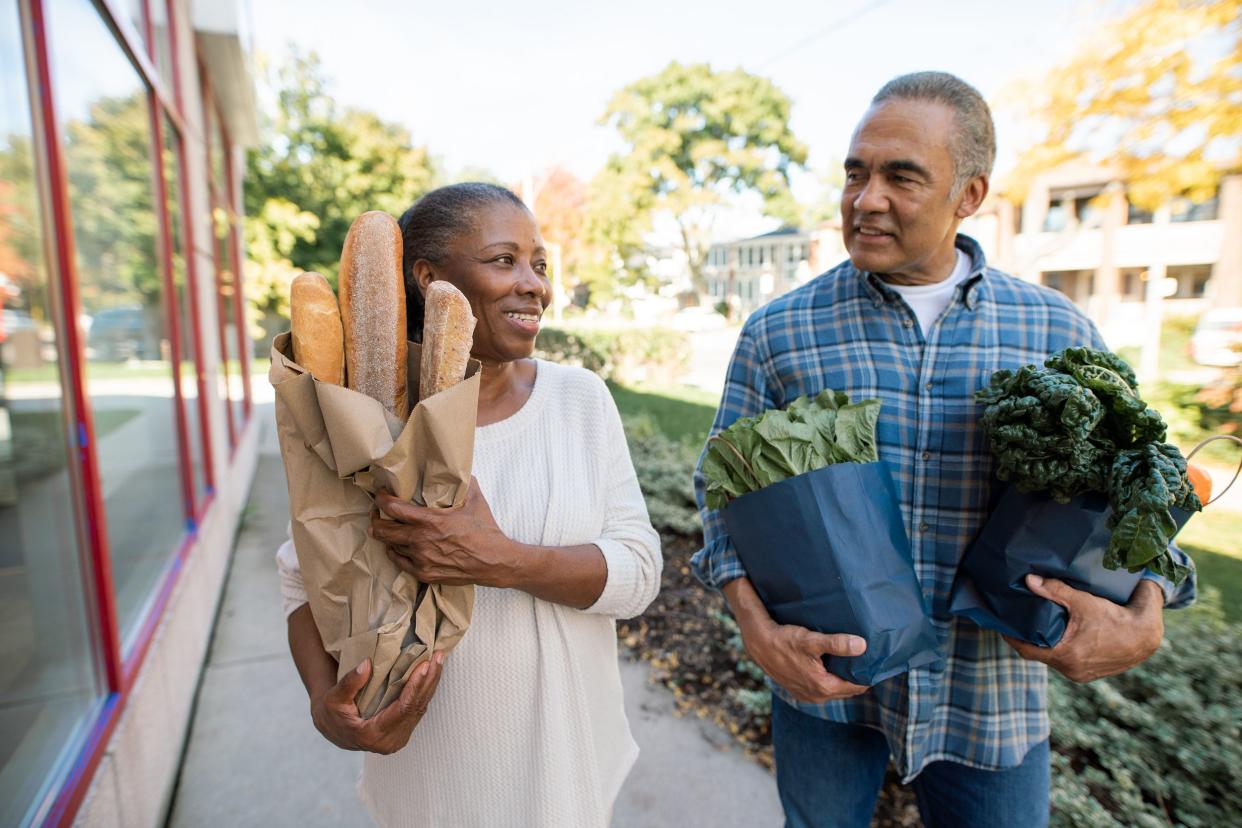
[424,202,551,364]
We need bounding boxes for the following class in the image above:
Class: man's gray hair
[872,71,995,196]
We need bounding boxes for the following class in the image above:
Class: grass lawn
[1178,509,1242,622]
[608,382,718,446]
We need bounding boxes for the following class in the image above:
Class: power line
[759,0,898,70]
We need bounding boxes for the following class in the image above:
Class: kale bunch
[702,389,881,511]
[977,347,1199,583]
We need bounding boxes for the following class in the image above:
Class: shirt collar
[857,234,989,309]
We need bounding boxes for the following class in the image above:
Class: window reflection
[208,105,246,438]
[162,117,208,502]
[0,1,101,823]
[48,0,187,644]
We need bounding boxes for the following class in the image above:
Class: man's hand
[1004,574,1164,683]
[744,622,871,703]
[723,577,869,704]
[310,654,444,754]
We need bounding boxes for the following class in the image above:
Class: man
[691,72,1195,828]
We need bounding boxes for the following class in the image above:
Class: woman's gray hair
[872,71,995,196]
[397,182,528,341]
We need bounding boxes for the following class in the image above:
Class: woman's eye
[492,255,514,266]
[534,262,548,276]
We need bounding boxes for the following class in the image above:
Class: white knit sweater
[276,360,662,827]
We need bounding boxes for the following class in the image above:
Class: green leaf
[834,401,882,463]
[1109,508,1178,572]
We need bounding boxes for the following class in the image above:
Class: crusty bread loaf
[419,281,476,401]
[339,211,408,419]
[290,272,345,385]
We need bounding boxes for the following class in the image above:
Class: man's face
[840,98,984,282]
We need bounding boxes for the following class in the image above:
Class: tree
[244,49,438,297]
[1004,0,1241,209]
[524,166,598,297]
[594,62,808,295]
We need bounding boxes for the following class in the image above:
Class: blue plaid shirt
[691,235,1196,781]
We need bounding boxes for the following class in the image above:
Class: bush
[622,413,701,537]
[536,325,689,386]
[1048,591,1242,827]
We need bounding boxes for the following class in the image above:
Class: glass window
[1126,200,1154,224]
[1043,199,1069,232]
[113,0,147,48]
[1120,267,1146,301]
[207,104,246,440]
[0,3,103,823]
[161,117,208,503]
[48,0,188,645]
[149,0,176,95]
[1168,264,1212,298]
[1075,194,1103,227]
[1171,193,1219,223]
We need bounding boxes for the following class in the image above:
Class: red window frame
[20,0,219,823]
[202,72,252,450]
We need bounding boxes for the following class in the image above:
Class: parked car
[1189,308,1242,367]
[87,305,160,361]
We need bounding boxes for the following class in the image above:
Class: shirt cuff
[586,538,644,618]
[275,538,310,619]
[690,535,747,590]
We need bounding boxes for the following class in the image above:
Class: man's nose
[853,178,888,214]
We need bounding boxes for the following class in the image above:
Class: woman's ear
[412,259,436,296]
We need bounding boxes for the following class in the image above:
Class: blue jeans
[771,695,1050,828]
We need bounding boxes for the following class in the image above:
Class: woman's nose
[515,263,549,300]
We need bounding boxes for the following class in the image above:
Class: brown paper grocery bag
[270,332,477,718]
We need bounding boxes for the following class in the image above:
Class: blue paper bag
[950,485,1193,647]
[722,461,941,686]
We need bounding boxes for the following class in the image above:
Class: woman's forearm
[288,603,339,701]
[505,540,608,610]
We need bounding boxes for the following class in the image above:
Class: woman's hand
[311,654,444,754]
[372,479,520,587]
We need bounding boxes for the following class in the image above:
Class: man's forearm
[722,577,777,642]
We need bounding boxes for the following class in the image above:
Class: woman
[276,182,662,827]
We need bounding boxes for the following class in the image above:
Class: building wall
[1,1,258,825]
[979,168,1240,348]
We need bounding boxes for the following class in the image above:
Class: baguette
[289,272,345,385]
[419,281,476,401]
[339,211,408,419]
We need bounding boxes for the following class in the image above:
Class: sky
[250,0,1117,239]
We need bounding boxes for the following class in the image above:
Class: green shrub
[1049,591,1242,827]
[536,325,689,386]
[622,413,701,537]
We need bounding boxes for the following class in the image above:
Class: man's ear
[412,260,436,297]
[955,173,990,220]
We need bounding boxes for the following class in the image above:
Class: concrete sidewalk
[166,404,782,828]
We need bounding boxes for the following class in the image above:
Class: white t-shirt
[884,249,972,336]
[276,360,662,827]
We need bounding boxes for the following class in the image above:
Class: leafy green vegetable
[703,389,882,510]
[976,347,1200,583]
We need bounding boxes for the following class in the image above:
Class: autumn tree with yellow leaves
[1004,0,1241,209]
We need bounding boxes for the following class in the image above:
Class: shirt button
[903,319,914,328]
[922,451,932,461]
[924,382,933,391]
[919,521,930,532]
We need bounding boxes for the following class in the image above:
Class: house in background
[965,162,1242,351]
[1,1,258,825]
[703,227,819,316]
